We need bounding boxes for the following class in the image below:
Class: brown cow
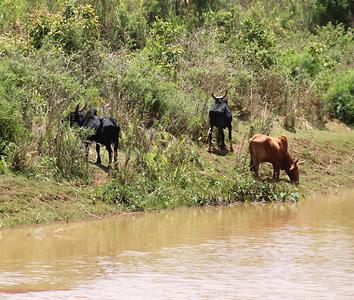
[249,134,299,184]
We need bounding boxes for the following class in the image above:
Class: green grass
[0,173,121,228]
[1,121,352,229]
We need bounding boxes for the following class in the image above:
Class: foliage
[234,18,277,70]
[282,42,337,79]
[326,69,354,125]
[312,0,352,27]
[110,3,147,50]
[230,173,300,202]
[0,158,4,174]
[0,0,353,208]
[28,3,99,53]
[99,132,210,211]
[145,18,185,73]
[50,125,91,181]
[0,60,27,156]
[120,55,204,138]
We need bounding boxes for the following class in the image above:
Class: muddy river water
[1,189,354,299]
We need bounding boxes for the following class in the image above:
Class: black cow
[207,91,233,152]
[67,104,120,169]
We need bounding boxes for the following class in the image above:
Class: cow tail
[114,125,120,153]
[249,137,256,172]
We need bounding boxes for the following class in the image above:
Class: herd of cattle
[66,92,300,184]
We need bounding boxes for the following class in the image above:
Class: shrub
[0,99,25,156]
[281,43,337,79]
[99,132,206,211]
[0,59,27,156]
[203,8,239,42]
[145,18,185,73]
[311,0,352,28]
[230,174,300,202]
[326,70,354,125]
[28,3,100,53]
[232,18,277,70]
[0,158,4,174]
[51,125,91,182]
[120,55,204,138]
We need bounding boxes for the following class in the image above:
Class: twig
[80,203,102,219]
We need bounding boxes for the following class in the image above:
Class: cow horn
[75,103,80,112]
[212,93,218,100]
[80,102,88,112]
[294,158,299,164]
[223,90,228,98]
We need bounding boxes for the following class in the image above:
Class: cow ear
[75,103,80,112]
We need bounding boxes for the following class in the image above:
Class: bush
[28,4,100,53]
[99,132,207,211]
[145,18,185,73]
[311,0,352,28]
[0,99,25,156]
[50,125,91,182]
[120,55,205,138]
[232,18,277,70]
[109,4,147,50]
[230,174,300,202]
[326,70,354,125]
[0,158,4,174]
[281,42,337,79]
[0,59,27,156]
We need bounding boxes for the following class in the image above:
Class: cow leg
[113,141,118,168]
[272,165,280,181]
[221,129,225,149]
[253,162,260,177]
[250,153,260,177]
[207,126,213,152]
[250,159,255,173]
[217,127,224,150]
[96,144,101,165]
[85,142,89,162]
[106,144,113,169]
[228,125,233,151]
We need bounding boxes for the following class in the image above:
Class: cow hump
[277,135,288,152]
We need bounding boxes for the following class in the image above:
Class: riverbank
[0,120,353,229]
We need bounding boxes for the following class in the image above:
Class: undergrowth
[0,1,352,211]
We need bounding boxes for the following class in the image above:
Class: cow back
[277,135,288,153]
[209,102,232,128]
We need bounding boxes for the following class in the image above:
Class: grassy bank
[1,120,353,228]
[0,1,353,228]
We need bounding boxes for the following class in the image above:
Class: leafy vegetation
[326,69,354,124]
[0,0,353,226]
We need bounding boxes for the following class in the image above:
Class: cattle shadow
[208,147,234,156]
[252,175,291,184]
[94,162,109,173]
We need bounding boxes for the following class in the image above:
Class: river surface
[0,190,354,299]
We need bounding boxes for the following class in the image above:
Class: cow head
[287,158,299,185]
[65,103,87,127]
[212,90,228,104]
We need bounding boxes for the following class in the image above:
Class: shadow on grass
[208,146,234,156]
